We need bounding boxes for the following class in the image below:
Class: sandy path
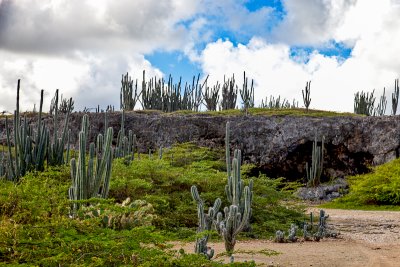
[173,208,400,266]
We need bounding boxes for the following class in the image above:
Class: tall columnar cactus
[69,115,114,213]
[203,81,220,111]
[221,74,238,110]
[354,90,375,116]
[5,81,48,181]
[374,87,387,116]
[114,110,136,162]
[120,72,141,111]
[306,136,324,187]
[302,81,311,112]
[392,79,399,115]
[239,71,255,113]
[191,185,221,259]
[48,89,73,166]
[216,121,253,256]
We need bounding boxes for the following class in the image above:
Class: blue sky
[0,0,399,112]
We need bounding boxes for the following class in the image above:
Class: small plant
[287,223,298,242]
[275,230,285,243]
[302,81,311,112]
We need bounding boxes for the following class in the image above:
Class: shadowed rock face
[1,112,399,181]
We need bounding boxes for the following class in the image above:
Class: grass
[322,158,400,210]
[0,143,304,266]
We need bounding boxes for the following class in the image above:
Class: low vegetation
[323,158,400,210]
[0,143,304,266]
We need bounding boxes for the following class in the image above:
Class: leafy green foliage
[323,158,400,209]
[0,143,303,265]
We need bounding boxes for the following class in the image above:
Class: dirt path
[173,209,400,266]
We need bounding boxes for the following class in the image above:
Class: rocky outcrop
[1,111,400,181]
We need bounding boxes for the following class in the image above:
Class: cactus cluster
[114,110,136,163]
[4,82,48,181]
[216,121,253,255]
[1,81,73,181]
[275,210,337,243]
[190,121,253,258]
[203,81,220,111]
[68,114,114,213]
[260,95,298,109]
[191,185,221,259]
[120,72,141,111]
[47,89,73,166]
[374,87,387,116]
[140,70,208,112]
[354,90,375,116]
[239,71,255,113]
[306,135,325,187]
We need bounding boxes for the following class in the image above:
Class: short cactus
[191,185,221,260]
[275,230,285,243]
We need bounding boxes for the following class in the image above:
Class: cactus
[120,72,141,111]
[191,185,221,259]
[354,90,375,116]
[221,74,238,110]
[392,79,399,115]
[216,188,252,255]
[239,71,254,114]
[47,89,73,166]
[275,230,285,243]
[374,87,387,116]
[203,81,220,111]
[306,135,324,187]
[69,115,114,213]
[5,81,48,181]
[302,81,311,112]
[217,122,253,255]
[288,224,298,242]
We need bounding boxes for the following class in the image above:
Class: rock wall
[1,111,400,181]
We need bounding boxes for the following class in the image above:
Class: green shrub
[323,158,400,209]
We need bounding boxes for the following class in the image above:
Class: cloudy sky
[0,0,400,113]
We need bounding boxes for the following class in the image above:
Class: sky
[0,0,400,113]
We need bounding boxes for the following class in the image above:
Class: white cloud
[199,37,398,112]
[273,0,357,45]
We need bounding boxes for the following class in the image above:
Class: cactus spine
[69,115,114,213]
[191,185,221,259]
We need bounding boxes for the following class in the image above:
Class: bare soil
[173,208,400,266]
